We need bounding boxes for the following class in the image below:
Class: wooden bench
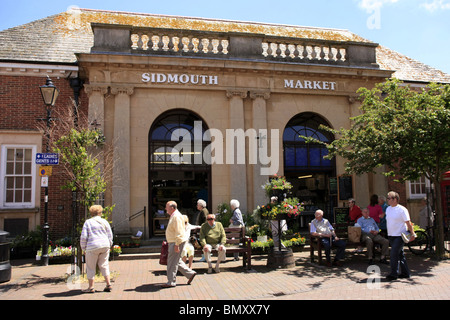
[310,222,366,264]
[190,226,252,270]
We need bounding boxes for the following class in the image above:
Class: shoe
[368,259,373,265]
[82,288,95,293]
[398,274,410,279]
[207,267,213,274]
[187,273,196,285]
[214,266,220,273]
[103,285,112,292]
[161,283,175,288]
[332,261,343,267]
[380,258,389,265]
[386,275,397,281]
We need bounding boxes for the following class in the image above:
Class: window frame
[408,176,431,199]
[0,145,37,208]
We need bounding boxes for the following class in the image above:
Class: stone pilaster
[226,90,248,213]
[110,85,134,234]
[250,90,271,208]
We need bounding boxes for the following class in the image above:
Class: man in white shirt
[385,191,416,281]
[310,209,346,267]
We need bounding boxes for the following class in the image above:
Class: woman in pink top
[367,194,382,224]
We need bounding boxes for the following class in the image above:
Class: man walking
[385,191,416,281]
[162,201,196,288]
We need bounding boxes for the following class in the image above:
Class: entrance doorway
[283,112,336,228]
[148,109,211,237]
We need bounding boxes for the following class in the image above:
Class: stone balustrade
[91,23,379,68]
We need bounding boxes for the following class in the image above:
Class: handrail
[112,206,147,239]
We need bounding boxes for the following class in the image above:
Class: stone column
[110,85,134,234]
[84,84,108,129]
[226,90,248,214]
[250,90,271,208]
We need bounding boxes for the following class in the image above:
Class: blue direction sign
[36,153,59,165]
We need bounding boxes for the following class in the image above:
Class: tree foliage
[53,127,106,208]
[303,79,450,258]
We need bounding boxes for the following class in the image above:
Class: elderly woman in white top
[80,205,113,293]
[229,199,245,261]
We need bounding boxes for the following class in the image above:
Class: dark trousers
[388,236,411,278]
[321,237,346,262]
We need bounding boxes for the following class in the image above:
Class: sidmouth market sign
[142,73,337,91]
[142,73,219,85]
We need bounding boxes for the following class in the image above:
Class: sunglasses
[207,218,215,221]
[387,197,396,200]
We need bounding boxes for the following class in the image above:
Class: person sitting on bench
[310,209,346,267]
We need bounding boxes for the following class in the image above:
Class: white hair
[197,199,207,208]
[230,199,240,208]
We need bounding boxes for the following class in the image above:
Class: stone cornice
[0,62,78,78]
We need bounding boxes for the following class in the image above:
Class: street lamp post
[39,76,59,266]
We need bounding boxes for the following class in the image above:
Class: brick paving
[1,249,449,301]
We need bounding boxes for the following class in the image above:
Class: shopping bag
[348,226,361,243]
[159,241,168,265]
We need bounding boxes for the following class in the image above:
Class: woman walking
[80,205,113,293]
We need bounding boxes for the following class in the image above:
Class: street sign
[41,176,49,187]
[39,166,52,176]
[36,153,59,165]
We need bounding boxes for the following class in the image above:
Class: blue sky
[1,0,449,75]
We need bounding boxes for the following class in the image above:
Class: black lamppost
[39,76,59,266]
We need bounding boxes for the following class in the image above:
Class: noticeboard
[329,177,337,195]
[333,207,349,224]
[338,175,353,200]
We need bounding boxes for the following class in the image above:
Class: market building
[1,8,449,240]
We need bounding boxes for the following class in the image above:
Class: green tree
[304,79,450,259]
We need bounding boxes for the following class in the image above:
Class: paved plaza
[1,248,449,302]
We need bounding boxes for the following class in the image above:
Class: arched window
[149,110,210,169]
[283,112,334,171]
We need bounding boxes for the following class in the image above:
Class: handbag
[159,241,168,265]
[348,226,362,243]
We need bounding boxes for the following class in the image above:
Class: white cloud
[421,0,450,12]
[358,0,400,12]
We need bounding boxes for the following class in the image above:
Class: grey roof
[1,8,449,83]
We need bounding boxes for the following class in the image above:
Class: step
[113,252,160,261]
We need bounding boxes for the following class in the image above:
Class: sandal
[83,288,95,294]
[104,285,112,292]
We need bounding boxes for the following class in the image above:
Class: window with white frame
[408,176,430,199]
[1,145,36,208]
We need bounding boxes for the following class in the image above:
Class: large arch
[148,109,211,237]
[283,112,337,225]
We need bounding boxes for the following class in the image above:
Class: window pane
[295,148,308,166]
[24,190,31,202]
[7,149,14,161]
[15,177,23,188]
[15,163,23,175]
[25,149,32,161]
[24,162,31,174]
[6,177,14,189]
[24,177,32,188]
[6,190,13,203]
[6,162,14,174]
[14,190,22,202]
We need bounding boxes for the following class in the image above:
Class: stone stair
[115,237,165,260]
